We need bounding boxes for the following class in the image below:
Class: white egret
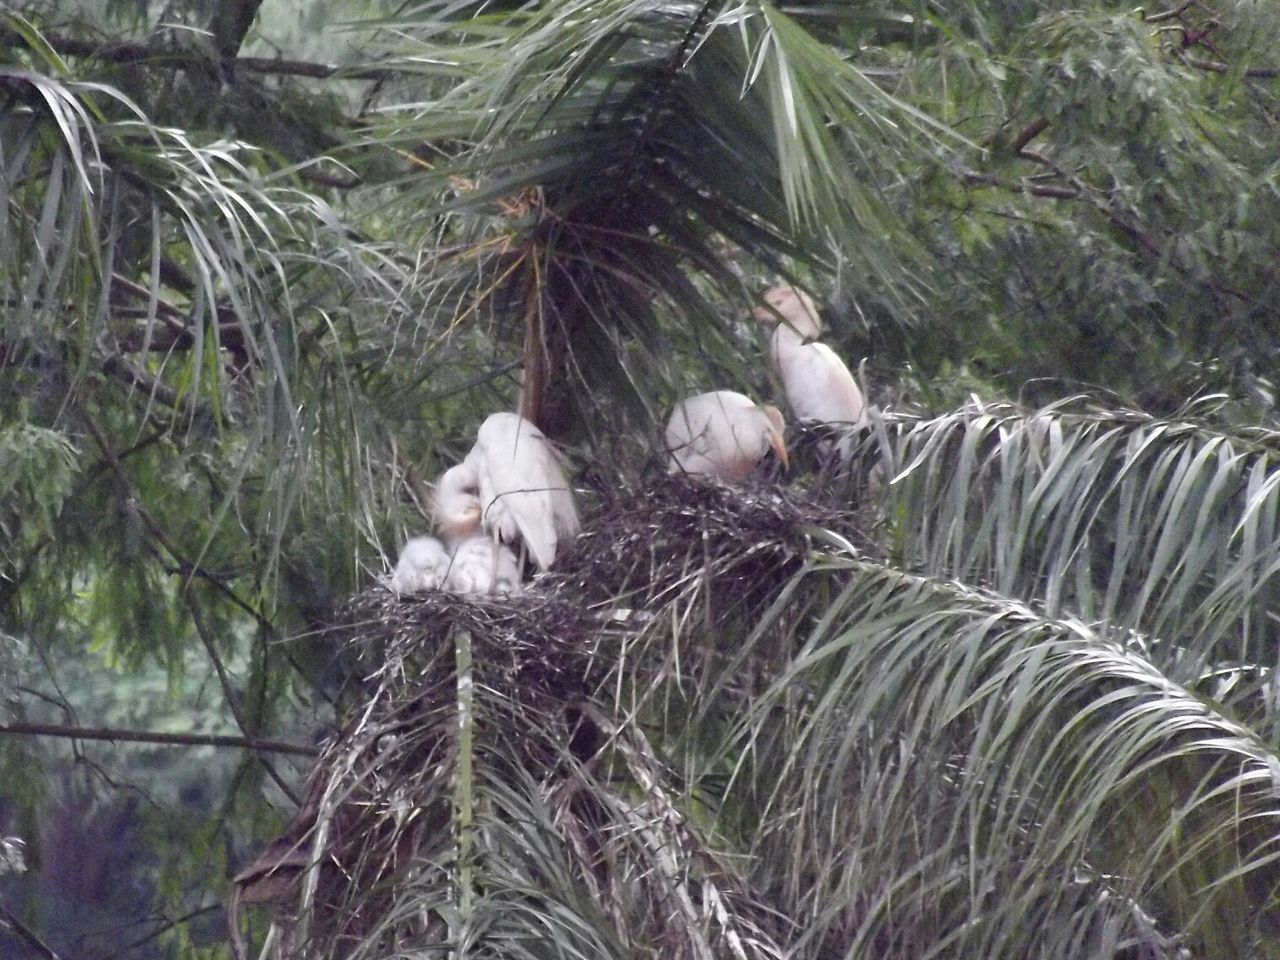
[388,536,451,595]
[435,412,579,572]
[753,284,866,429]
[444,535,523,595]
[666,390,788,480]
[434,463,483,539]
[753,284,823,340]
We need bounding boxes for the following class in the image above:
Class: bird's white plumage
[388,536,451,594]
[753,284,822,340]
[388,533,523,596]
[666,390,788,480]
[770,325,866,428]
[752,283,866,432]
[444,534,523,595]
[434,462,483,539]
[460,412,579,571]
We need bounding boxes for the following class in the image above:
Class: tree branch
[0,903,62,960]
[1178,54,1280,78]
[79,414,274,630]
[0,722,318,756]
[1008,118,1049,155]
[1144,0,1198,23]
[100,353,222,427]
[960,170,1081,199]
[0,25,399,81]
[182,590,304,806]
[92,904,221,960]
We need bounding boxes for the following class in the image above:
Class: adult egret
[753,284,822,340]
[666,390,788,480]
[388,536,451,595]
[435,412,579,572]
[754,284,866,429]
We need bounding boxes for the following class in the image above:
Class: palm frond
[348,0,967,439]
[838,400,1280,731]
[1,27,439,603]
[725,555,1280,957]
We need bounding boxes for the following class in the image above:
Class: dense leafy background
[2,0,1280,956]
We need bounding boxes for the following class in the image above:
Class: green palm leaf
[723,556,1280,957]
[840,401,1280,730]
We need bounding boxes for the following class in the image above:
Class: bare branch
[1008,118,1050,155]
[960,170,1081,199]
[0,903,62,960]
[183,591,305,806]
[100,353,221,426]
[1145,0,1198,23]
[1179,54,1280,78]
[0,721,319,756]
[0,25,399,81]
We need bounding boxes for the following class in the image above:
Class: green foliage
[3,0,1280,956]
[0,424,79,547]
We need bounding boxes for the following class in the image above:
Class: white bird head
[752,284,822,341]
[388,536,451,594]
[433,462,483,540]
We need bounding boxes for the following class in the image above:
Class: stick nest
[549,471,868,610]
[231,473,868,959]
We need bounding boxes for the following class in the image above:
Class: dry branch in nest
[230,474,869,960]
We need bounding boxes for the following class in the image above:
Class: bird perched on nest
[442,534,523,595]
[388,536,451,594]
[753,284,866,431]
[666,390,789,481]
[388,534,523,597]
[435,412,580,573]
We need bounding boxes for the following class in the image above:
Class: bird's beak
[769,430,789,470]
[441,504,483,539]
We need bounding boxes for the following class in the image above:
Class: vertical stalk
[452,629,475,956]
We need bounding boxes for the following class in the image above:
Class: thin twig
[1179,54,1280,78]
[0,903,62,960]
[0,722,318,756]
[80,416,269,627]
[0,26,397,81]
[960,170,1081,199]
[1145,0,1197,23]
[184,592,304,805]
[92,904,221,960]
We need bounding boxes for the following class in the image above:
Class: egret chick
[388,536,451,594]
[445,535,523,595]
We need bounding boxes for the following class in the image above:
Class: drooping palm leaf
[837,400,1280,734]
[720,555,1280,958]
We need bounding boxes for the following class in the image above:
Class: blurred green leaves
[0,424,79,545]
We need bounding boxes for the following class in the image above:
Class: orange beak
[440,503,483,539]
